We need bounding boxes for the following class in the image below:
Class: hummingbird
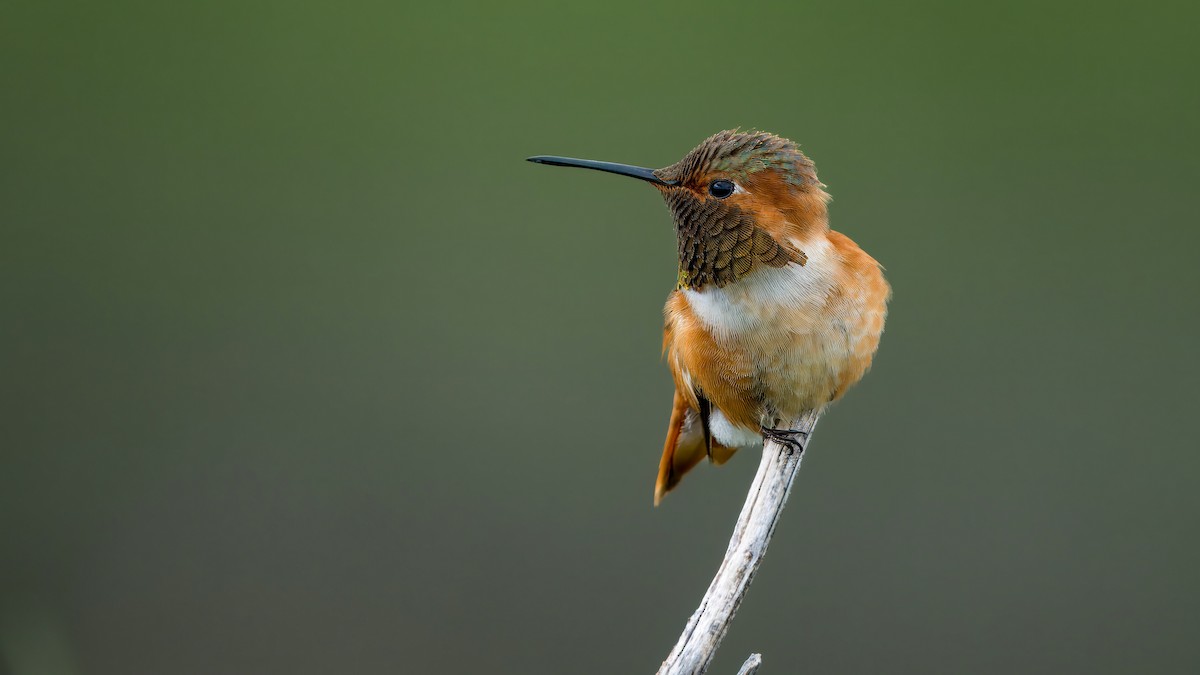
[528,130,889,505]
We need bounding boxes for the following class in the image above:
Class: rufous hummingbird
[529,130,890,505]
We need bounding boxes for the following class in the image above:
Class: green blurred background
[3,1,1198,673]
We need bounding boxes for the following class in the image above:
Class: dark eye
[708,179,736,199]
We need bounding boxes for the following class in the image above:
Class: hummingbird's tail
[655,390,736,506]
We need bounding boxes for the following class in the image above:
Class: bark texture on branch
[655,411,820,675]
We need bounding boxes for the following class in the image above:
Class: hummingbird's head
[528,129,829,290]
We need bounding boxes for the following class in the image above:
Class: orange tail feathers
[654,389,737,505]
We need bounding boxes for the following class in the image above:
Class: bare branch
[655,411,820,675]
[736,653,763,675]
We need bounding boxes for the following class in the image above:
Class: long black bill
[526,155,678,187]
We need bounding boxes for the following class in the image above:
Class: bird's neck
[672,193,830,292]
[678,233,841,341]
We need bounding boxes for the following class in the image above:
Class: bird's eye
[708,179,736,199]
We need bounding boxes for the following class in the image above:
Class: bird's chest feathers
[671,236,859,419]
[681,237,837,341]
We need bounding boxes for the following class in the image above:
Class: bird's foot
[760,426,809,454]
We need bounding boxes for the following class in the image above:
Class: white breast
[682,237,837,340]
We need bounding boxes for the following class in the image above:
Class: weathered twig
[735,653,762,675]
[656,410,820,675]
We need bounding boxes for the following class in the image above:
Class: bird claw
[760,426,809,453]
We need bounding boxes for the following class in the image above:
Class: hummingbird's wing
[654,388,736,506]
